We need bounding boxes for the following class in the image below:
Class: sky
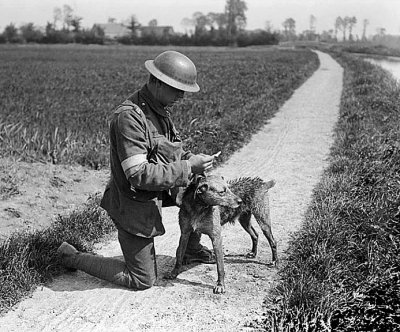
[1,0,399,37]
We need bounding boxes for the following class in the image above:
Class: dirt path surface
[1,51,343,332]
[0,161,109,241]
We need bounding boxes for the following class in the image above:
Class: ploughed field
[0,45,319,169]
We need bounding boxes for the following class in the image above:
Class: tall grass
[327,42,400,58]
[0,45,319,168]
[0,159,20,200]
[0,194,114,314]
[260,53,400,331]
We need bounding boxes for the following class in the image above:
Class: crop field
[0,45,319,168]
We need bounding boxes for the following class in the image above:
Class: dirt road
[0,51,343,332]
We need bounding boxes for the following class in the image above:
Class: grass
[258,51,400,331]
[0,45,319,315]
[330,42,400,58]
[0,44,319,168]
[0,194,114,314]
[0,159,20,200]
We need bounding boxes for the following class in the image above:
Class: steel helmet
[145,51,200,92]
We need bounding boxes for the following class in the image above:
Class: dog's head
[193,174,242,208]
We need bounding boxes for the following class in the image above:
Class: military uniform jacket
[100,84,193,238]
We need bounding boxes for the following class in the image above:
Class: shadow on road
[224,254,276,267]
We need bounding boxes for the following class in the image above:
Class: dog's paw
[245,252,256,259]
[164,270,179,280]
[265,259,279,267]
[213,283,225,294]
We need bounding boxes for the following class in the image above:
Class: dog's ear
[191,173,206,185]
[194,182,208,201]
[196,183,209,194]
[197,173,206,181]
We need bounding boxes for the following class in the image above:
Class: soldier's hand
[188,154,214,174]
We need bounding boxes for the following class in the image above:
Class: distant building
[94,23,130,38]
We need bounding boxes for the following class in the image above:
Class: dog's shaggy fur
[221,177,277,262]
[165,174,277,294]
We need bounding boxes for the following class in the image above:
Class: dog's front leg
[164,231,191,279]
[209,227,225,294]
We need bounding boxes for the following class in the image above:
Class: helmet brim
[145,60,200,93]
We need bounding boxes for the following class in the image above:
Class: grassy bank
[323,42,400,58]
[259,53,400,330]
[0,194,114,314]
[0,45,319,314]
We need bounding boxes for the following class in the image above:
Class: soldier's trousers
[62,224,203,290]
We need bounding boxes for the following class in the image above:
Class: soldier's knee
[135,282,152,290]
[126,270,155,290]
[136,274,156,290]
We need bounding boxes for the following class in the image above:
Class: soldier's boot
[183,231,215,265]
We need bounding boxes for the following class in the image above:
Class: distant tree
[181,17,195,35]
[207,12,227,31]
[92,25,105,39]
[309,14,316,33]
[376,27,386,37]
[20,22,34,41]
[348,16,357,41]
[75,25,105,44]
[188,12,211,45]
[193,11,210,35]
[108,17,116,23]
[71,16,82,33]
[205,13,227,44]
[53,7,62,29]
[320,29,335,42]
[282,18,296,41]
[20,22,43,42]
[45,22,54,35]
[3,23,19,43]
[304,14,317,41]
[265,21,273,32]
[63,4,74,31]
[44,21,60,43]
[341,16,353,41]
[126,15,140,37]
[148,19,158,27]
[225,0,248,45]
[237,29,279,47]
[334,16,344,41]
[362,19,369,41]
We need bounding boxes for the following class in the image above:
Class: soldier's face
[158,82,184,107]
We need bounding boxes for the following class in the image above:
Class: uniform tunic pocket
[151,133,183,165]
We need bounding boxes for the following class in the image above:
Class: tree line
[0,1,278,47]
[0,2,395,47]
[279,15,392,44]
